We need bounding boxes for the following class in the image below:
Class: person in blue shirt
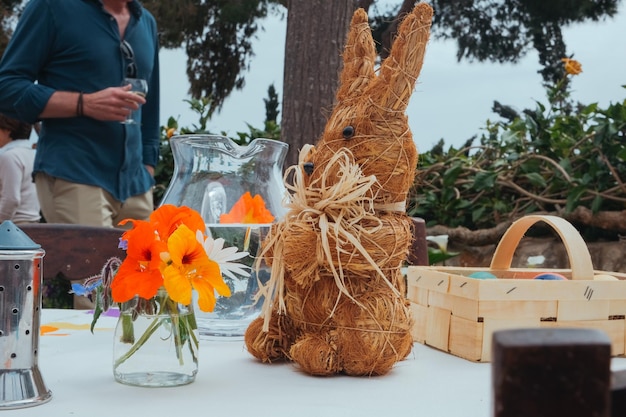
[0,0,160,227]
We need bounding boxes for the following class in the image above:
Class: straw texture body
[244,3,433,376]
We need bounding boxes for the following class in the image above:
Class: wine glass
[121,78,148,124]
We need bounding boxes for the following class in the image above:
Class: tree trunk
[281,0,356,170]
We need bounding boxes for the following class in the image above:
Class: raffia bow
[255,145,405,331]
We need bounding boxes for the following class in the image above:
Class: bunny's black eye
[342,126,355,140]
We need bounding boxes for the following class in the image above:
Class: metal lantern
[0,220,51,409]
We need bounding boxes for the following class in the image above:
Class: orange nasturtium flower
[561,58,582,76]
[111,204,232,312]
[219,192,275,224]
[161,225,231,312]
[149,204,206,239]
[111,220,167,302]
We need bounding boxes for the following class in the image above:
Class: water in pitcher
[194,224,271,338]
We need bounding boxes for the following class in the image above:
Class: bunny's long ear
[335,8,377,103]
[371,3,433,112]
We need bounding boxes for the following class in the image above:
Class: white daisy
[196,230,251,280]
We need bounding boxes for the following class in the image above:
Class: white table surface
[13,309,626,417]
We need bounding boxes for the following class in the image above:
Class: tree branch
[563,207,626,234]
[380,0,419,59]
[426,221,513,247]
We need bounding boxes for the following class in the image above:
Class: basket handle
[489,215,594,280]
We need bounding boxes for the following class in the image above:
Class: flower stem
[243,226,252,252]
[120,313,135,344]
[114,312,164,368]
[114,291,198,369]
[168,298,185,366]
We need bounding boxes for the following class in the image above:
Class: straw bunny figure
[245,3,433,376]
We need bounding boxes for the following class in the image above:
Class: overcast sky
[159,2,626,151]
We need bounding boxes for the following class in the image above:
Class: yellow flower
[166,127,176,138]
[561,58,582,76]
[161,224,230,311]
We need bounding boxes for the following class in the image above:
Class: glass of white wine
[121,77,148,124]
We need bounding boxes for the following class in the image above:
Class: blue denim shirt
[0,0,160,202]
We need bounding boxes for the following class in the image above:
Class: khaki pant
[35,172,153,227]
[35,173,154,309]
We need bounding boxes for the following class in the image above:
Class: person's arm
[0,0,145,123]
[39,86,145,122]
[0,0,55,122]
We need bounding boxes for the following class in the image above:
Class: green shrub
[408,70,626,237]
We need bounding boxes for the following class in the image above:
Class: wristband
[76,91,84,117]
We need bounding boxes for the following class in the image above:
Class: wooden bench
[18,223,125,282]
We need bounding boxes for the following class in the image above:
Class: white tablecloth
[15,308,618,417]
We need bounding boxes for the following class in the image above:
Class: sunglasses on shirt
[120,40,137,78]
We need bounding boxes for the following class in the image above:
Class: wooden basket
[407,215,626,362]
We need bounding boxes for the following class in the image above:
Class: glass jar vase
[159,135,288,338]
[112,289,199,387]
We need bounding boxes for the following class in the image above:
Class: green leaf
[473,171,497,191]
[428,249,460,265]
[90,286,104,334]
[591,195,602,213]
[523,172,547,187]
[565,186,587,213]
[472,206,486,223]
[493,200,508,212]
[442,163,463,186]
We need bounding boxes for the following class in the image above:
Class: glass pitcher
[159,134,288,338]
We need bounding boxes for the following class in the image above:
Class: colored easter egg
[469,271,497,279]
[594,274,619,281]
[533,273,567,281]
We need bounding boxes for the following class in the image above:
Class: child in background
[0,114,40,224]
